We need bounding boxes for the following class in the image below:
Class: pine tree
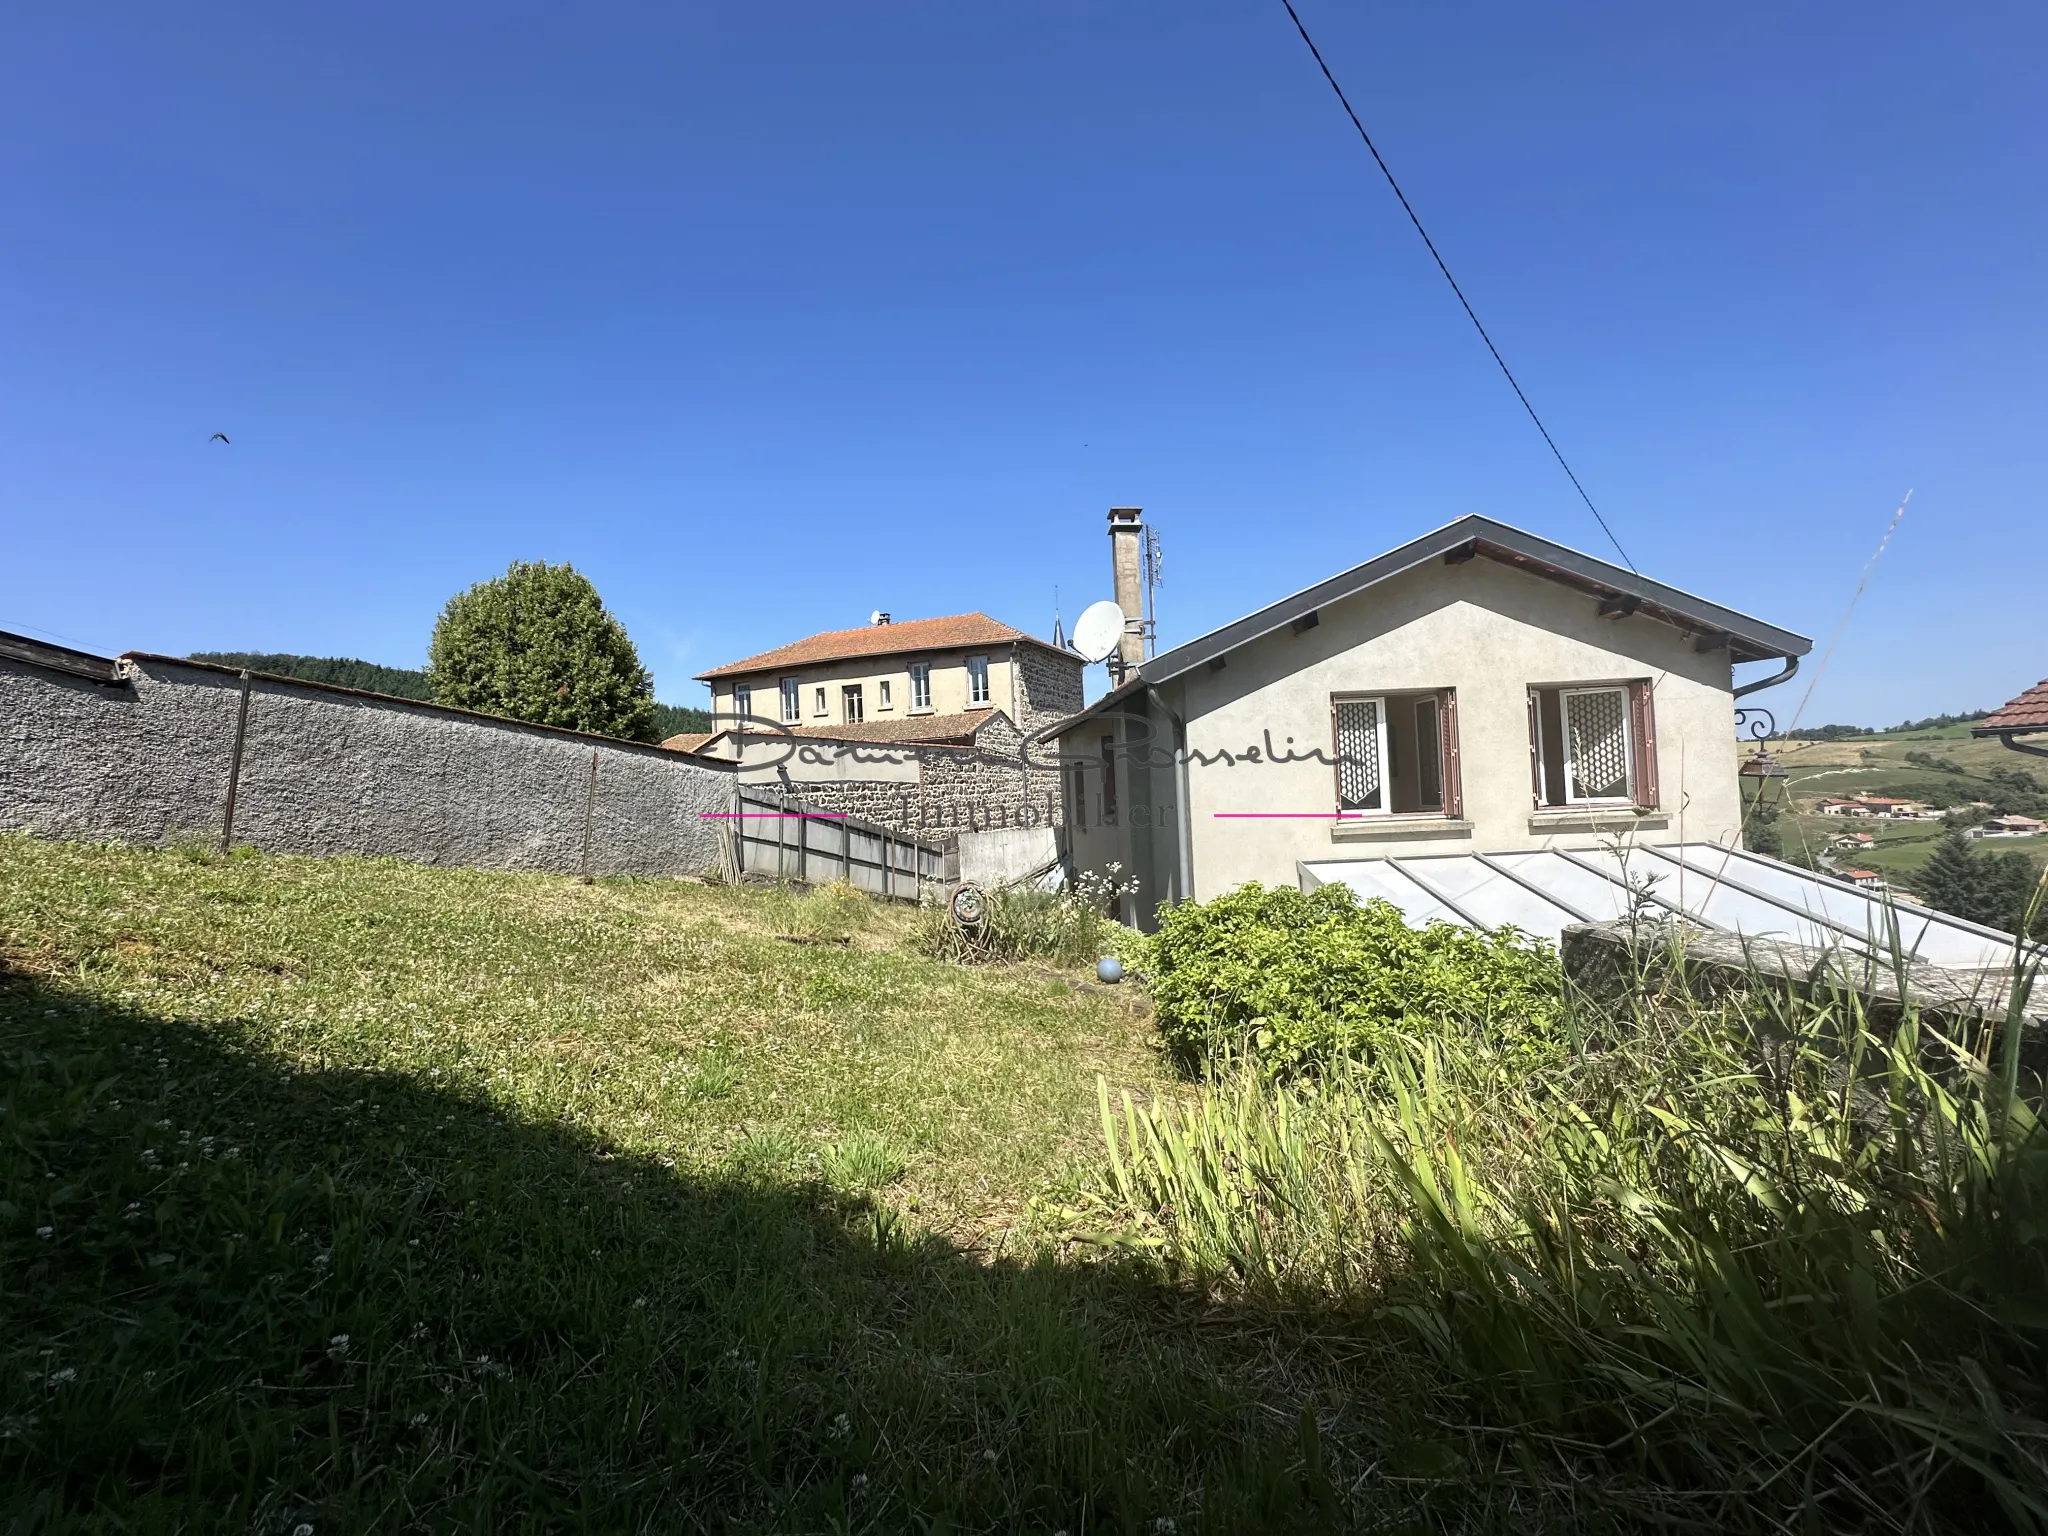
[1915,832,1997,927]
[427,562,657,742]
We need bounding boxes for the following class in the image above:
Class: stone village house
[1053,515,1814,929]
[669,612,1083,838]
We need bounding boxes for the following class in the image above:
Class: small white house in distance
[1050,516,1813,929]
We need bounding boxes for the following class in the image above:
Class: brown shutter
[1629,680,1660,809]
[1527,689,1543,807]
[1438,688,1462,819]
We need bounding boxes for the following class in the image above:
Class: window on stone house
[909,662,932,712]
[841,684,864,724]
[734,685,752,724]
[967,655,990,706]
[1100,733,1118,822]
[1528,682,1658,808]
[812,686,827,718]
[879,679,892,709]
[1331,690,1461,816]
[780,678,800,724]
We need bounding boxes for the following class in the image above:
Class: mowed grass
[0,836,1376,1533]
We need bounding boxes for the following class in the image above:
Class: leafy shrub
[1146,882,1560,1073]
[427,560,658,741]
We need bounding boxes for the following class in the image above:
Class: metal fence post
[219,669,254,854]
[579,751,598,884]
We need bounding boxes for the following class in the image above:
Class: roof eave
[1141,515,1812,686]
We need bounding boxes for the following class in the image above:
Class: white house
[1050,516,1812,929]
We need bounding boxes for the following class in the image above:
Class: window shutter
[1527,689,1543,807]
[1438,688,1463,819]
[1628,680,1660,809]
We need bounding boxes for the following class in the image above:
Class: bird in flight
[209,432,230,444]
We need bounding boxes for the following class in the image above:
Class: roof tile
[696,614,1066,680]
[1980,678,2048,733]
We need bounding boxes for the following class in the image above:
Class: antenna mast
[1141,526,1163,657]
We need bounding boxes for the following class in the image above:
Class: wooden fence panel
[731,789,943,902]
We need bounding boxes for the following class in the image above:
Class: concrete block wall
[1,654,732,879]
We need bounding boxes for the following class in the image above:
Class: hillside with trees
[190,648,710,737]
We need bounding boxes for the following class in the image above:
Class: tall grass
[1078,922,2048,1530]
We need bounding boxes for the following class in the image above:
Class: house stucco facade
[1055,517,1809,927]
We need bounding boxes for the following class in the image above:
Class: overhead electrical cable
[1277,0,1637,573]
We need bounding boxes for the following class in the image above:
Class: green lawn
[1,836,1410,1533]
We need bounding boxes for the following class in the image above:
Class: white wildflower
[328,1334,350,1357]
[828,1412,851,1439]
[35,1227,52,1240]
[49,1368,76,1384]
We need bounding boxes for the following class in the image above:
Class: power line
[1276,0,1637,573]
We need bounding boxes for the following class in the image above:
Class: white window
[909,661,932,712]
[879,679,893,709]
[1531,684,1642,806]
[967,654,990,706]
[780,678,800,724]
[812,686,827,717]
[1332,689,1458,816]
[733,685,752,723]
[841,684,864,724]
[1333,696,1388,814]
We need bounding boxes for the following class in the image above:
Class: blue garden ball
[1096,957,1124,985]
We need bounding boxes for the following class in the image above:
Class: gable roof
[1975,678,2048,736]
[696,613,1070,681]
[1136,516,1810,687]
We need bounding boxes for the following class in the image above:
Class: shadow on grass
[0,960,1379,1534]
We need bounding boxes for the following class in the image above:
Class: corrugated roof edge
[1142,514,1813,688]
[118,652,739,768]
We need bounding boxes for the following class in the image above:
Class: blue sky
[3,2,2042,726]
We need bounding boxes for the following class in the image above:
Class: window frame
[779,677,800,724]
[1330,692,1392,817]
[812,686,828,718]
[1528,680,1657,809]
[733,684,752,724]
[967,654,991,707]
[909,661,932,713]
[841,683,865,724]
[878,679,893,710]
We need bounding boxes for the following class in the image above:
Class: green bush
[427,561,657,741]
[1147,882,1561,1073]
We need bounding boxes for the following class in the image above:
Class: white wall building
[1051,516,1811,928]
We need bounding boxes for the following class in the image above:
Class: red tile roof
[660,710,1006,752]
[1979,678,2048,734]
[695,613,1068,681]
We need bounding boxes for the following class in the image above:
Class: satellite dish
[1072,600,1126,664]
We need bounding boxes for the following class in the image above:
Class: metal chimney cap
[1107,506,1143,523]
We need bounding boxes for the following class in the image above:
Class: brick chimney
[1107,507,1145,675]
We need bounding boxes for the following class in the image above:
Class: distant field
[1742,728,2046,885]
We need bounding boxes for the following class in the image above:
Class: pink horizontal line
[698,811,848,820]
[1212,812,1346,819]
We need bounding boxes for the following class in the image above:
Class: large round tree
[428,561,658,742]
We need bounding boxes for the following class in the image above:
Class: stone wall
[1,652,733,878]
[743,711,1066,843]
[1014,642,1085,739]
